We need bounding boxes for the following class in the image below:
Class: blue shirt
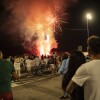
[58,58,69,74]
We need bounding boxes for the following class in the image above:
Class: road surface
[12,74,62,100]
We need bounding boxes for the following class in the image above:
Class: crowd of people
[0,35,100,100]
[6,52,64,81]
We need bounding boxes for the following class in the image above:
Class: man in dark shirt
[0,50,17,100]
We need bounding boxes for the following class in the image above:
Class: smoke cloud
[1,0,69,56]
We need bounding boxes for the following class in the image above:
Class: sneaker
[59,96,67,99]
[12,80,14,83]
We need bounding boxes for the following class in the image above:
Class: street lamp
[86,13,92,38]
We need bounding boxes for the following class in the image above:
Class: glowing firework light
[3,0,68,56]
[32,11,58,56]
[21,0,67,56]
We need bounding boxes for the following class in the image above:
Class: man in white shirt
[26,58,32,77]
[34,56,41,75]
[34,56,41,66]
[66,36,100,100]
[14,57,21,81]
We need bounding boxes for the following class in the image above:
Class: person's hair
[63,51,86,93]
[87,35,100,55]
[62,53,68,60]
[74,51,86,67]
[65,51,86,78]
[0,50,3,59]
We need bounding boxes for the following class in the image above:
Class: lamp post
[86,13,92,38]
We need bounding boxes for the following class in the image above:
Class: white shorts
[27,67,31,71]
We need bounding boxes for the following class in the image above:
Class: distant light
[86,13,92,20]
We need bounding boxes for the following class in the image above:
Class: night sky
[58,0,100,52]
[0,0,100,57]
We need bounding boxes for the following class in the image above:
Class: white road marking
[11,74,57,87]
[12,83,19,87]
[11,77,47,87]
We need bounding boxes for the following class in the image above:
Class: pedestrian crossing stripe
[12,83,19,87]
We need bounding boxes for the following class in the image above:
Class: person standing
[34,56,41,75]
[58,53,69,99]
[26,57,32,77]
[14,57,21,81]
[0,50,17,100]
[60,51,86,100]
[66,36,100,100]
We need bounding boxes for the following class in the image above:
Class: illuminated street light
[86,13,92,38]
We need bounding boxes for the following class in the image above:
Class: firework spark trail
[3,0,68,56]
[28,10,58,56]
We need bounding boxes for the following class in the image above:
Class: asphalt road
[12,74,62,100]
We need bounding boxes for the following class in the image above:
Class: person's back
[0,59,14,93]
[34,57,41,66]
[61,51,85,100]
[14,58,20,70]
[26,59,32,68]
[83,60,100,100]
[43,58,48,65]
[0,51,16,100]
[58,58,69,75]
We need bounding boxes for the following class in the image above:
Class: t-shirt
[58,58,69,74]
[26,59,32,68]
[34,57,41,66]
[43,58,48,65]
[0,59,15,93]
[14,58,20,70]
[14,63,20,70]
[72,60,100,100]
